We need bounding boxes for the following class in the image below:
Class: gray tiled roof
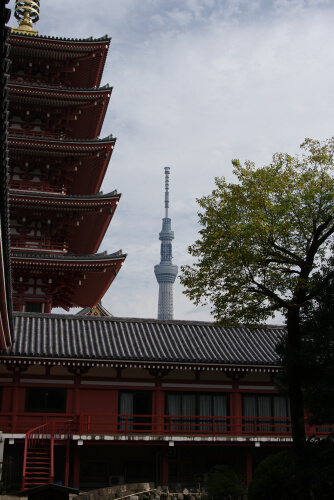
[11,250,125,261]
[7,313,286,367]
[10,189,119,200]
[10,33,111,43]
[8,134,115,144]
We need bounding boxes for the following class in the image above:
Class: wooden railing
[9,129,65,140]
[1,412,332,439]
[10,180,66,194]
[0,412,75,434]
[10,236,68,253]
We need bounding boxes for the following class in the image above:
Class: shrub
[247,451,296,500]
[205,465,243,500]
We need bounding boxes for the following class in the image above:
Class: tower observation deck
[154,167,178,320]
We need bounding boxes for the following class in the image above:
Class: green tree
[180,138,334,500]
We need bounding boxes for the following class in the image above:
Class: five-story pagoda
[8,0,126,313]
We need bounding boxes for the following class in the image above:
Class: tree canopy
[180,137,334,500]
[277,277,334,426]
[181,138,334,326]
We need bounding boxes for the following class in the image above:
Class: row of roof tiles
[12,250,125,261]
[9,134,115,143]
[10,189,119,200]
[6,313,285,367]
[9,81,112,92]
[10,34,111,43]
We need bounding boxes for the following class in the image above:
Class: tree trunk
[286,306,311,500]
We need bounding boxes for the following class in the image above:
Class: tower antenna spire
[154,167,178,320]
[12,0,40,35]
[164,166,170,219]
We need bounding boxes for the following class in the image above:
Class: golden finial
[12,0,40,35]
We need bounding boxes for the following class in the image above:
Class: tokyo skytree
[154,167,178,320]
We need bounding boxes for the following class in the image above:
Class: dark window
[118,391,152,431]
[82,461,109,479]
[25,387,67,413]
[242,394,290,432]
[165,392,230,432]
[26,303,42,312]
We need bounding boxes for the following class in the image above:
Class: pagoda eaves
[8,135,116,196]
[8,83,112,140]
[9,33,111,88]
[9,190,121,254]
[11,250,126,312]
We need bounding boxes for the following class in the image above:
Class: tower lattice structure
[154,167,178,320]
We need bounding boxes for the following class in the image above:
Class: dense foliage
[277,278,334,426]
[299,281,334,425]
[248,451,296,500]
[204,465,243,500]
[248,441,334,500]
[181,138,334,326]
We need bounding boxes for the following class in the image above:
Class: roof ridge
[11,250,127,260]
[10,311,286,329]
[8,134,116,143]
[10,33,111,43]
[9,82,112,92]
[10,189,120,199]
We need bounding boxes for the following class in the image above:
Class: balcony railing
[10,180,66,194]
[1,412,333,438]
[10,236,68,253]
[10,78,70,89]
[9,129,65,140]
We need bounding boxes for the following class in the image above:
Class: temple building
[8,0,126,314]
[0,0,332,495]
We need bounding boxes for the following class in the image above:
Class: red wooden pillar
[74,372,81,413]
[73,444,81,488]
[245,448,252,484]
[231,379,242,435]
[162,446,169,487]
[64,440,70,486]
[110,389,119,433]
[45,302,52,313]
[154,376,164,434]
[11,371,20,432]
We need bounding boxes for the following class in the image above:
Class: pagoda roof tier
[8,83,112,140]
[9,190,121,254]
[9,33,111,89]
[8,135,116,196]
[11,250,126,310]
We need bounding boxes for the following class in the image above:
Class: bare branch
[268,238,304,266]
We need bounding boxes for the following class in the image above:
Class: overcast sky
[8,0,334,322]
